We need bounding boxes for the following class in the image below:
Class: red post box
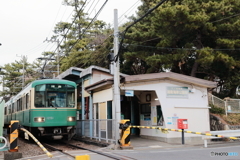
[177,119,188,129]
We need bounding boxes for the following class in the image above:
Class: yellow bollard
[119,119,133,149]
[9,120,19,152]
[75,155,90,160]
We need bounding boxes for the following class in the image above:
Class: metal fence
[225,99,240,113]
[76,119,116,143]
[208,93,240,115]
[208,93,226,109]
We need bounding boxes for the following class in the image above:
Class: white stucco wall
[122,80,210,139]
[93,88,113,103]
[92,70,113,84]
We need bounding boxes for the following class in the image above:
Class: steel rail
[61,141,125,160]
[43,143,75,159]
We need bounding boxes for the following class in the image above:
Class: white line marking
[149,145,240,153]
[149,145,162,148]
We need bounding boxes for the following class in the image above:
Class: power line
[47,2,63,38]
[115,0,168,62]
[49,0,109,71]
[118,0,141,26]
[41,0,88,74]
[210,13,240,23]
[88,0,101,18]
[85,0,97,14]
[20,43,48,56]
[124,43,240,51]
[67,0,109,53]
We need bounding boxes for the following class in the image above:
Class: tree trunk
[191,31,203,77]
[190,61,199,77]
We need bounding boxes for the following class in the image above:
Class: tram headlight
[68,116,75,122]
[34,117,45,122]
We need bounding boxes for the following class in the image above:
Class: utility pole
[44,38,60,76]
[113,9,121,146]
[0,68,6,92]
[22,55,27,88]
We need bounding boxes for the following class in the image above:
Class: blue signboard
[125,90,134,97]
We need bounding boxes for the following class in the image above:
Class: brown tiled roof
[124,72,216,88]
[85,72,217,92]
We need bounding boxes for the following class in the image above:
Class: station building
[57,66,216,143]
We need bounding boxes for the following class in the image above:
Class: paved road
[4,141,240,160]
[108,143,240,160]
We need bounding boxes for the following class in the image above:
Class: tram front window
[35,84,75,108]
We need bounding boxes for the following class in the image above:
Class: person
[49,97,58,107]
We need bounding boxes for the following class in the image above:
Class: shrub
[209,103,225,114]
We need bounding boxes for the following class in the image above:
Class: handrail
[19,128,53,158]
[0,136,8,150]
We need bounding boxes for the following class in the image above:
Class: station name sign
[125,90,134,97]
[166,86,188,98]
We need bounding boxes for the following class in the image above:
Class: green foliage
[118,0,240,97]
[43,0,111,71]
[209,104,225,114]
[3,0,240,99]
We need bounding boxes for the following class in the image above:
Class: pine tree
[121,0,240,97]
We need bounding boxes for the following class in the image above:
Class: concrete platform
[0,151,3,160]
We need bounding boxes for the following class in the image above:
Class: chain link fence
[208,93,240,115]
[225,99,240,113]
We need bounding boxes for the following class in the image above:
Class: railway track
[42,141,126,160]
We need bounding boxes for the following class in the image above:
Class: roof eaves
[56,67,83,79]
[124,72,217,88]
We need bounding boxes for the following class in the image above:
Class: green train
[4,79,77,140]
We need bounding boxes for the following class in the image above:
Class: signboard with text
[125,90,134,97]
[166,86,188,98]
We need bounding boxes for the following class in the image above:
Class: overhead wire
[210,13,240,23]
[115,0,169,62]
[45,0,139,63]
[26,2,74,59]
[59,0,141,66]
[47,2,63,38]
[124,43,240,51]
[85,0,97,14]
[41,0,89,75]
[88,0,101,18]
[88,0,141,52]
[118,0,141,26]
[63,0,109,54]
[48,0,109,72]
[60,4,73,22]
[20,43,50,56]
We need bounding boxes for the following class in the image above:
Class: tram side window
[67,85,75,108]
[29,91,31,108]
[8,105,11,114]
[14,102,17,113]
[20,98,22,111]
[11,104,14,113]
[17,99,20,111]
[23,95,26,110]
[26,93,29,109]
[35,84,45,107]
